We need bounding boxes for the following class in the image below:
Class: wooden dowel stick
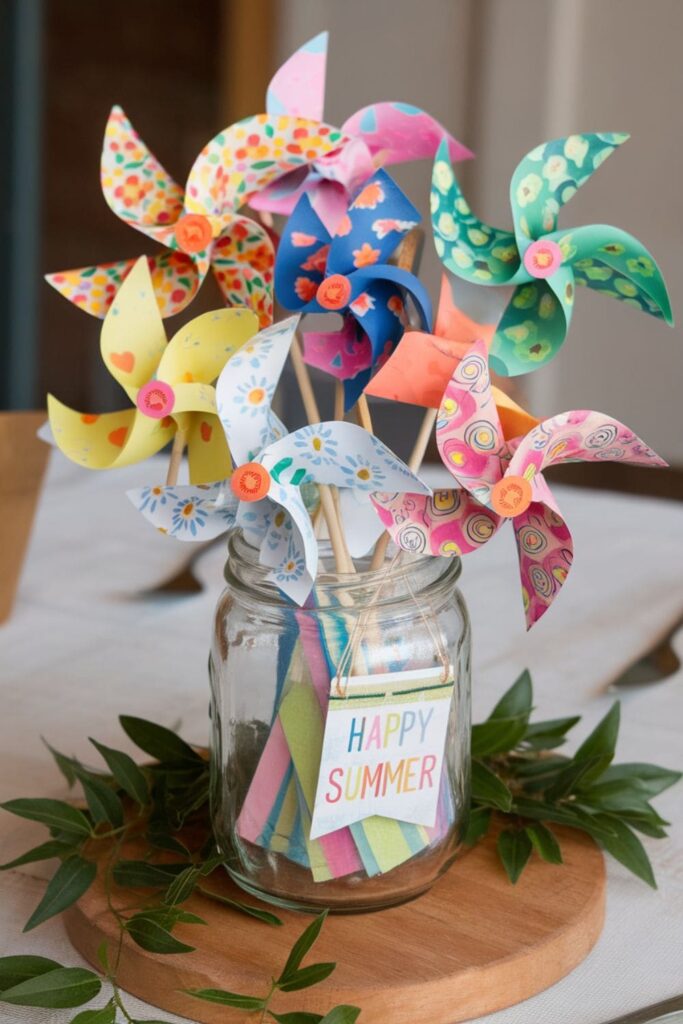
[334,380,344,423]
[355,394,374,434]
[289,337,353,573]
[407,406,438,474]
[166,431,186,487]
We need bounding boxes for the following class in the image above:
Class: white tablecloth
[1,454,682,1024]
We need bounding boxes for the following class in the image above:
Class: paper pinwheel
[46,107,346,327]
[431,133,673,376]
[275,169,433,410]
[372,340,665,628]
[47,257,258,484]
[129,315,428,602]
[249,31,473,233]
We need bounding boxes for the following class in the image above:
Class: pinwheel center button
[136,381,175,419]
[317,274,352,311]
[523,239,563,279]
[174,214,213,254]
[231,462,271,502]
[490,475,532,518]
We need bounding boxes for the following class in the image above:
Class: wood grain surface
[65,825,605,1024]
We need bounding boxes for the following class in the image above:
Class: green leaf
[462,807,492,846]
[489,669,533,720]
[0,839,76,870]
[0,967,101,1008]
[572,702,620,783]
[113,860,191,888]
[278,962,337,993]
[196,885,283,926]
[278,911,328,983]
[270,1014,323,1024]
[593,814,657,888]
[471,717,528,758]
[471,761,513,811]
[525,822,563,864]
[70,1000,116,1024]
[576,778,655,814]
[24,856,97,931]
[514,755,569,777]
[524,716,580,741]
[597,762,682,798]
[497,828,533,884]
[545,755,604,800]
[0,955,61,990]
[89,739,149,806]
[1,798,91,837]
[74,771,124,828]
[147,830,190,856]
[183,988,265,1009]
[119,716,202,765]
[163,866,200,906]
[42,740,81,787]
[320,1008,362,1024]
[511,798,618,841]
[125,913,195,954]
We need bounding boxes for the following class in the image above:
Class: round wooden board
[65,826,605,1024]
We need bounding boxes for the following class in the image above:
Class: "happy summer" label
[309,666,454,840]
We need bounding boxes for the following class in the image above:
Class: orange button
[174,214,213,254]
[231,462,271,502]
[316,273,352,311]
[490,475,532,518]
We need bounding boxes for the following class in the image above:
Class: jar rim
[225,530,462,609]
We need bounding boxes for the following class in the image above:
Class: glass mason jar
[209,531,471,912]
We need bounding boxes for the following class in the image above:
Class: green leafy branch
[0,717,358,1022]
[467,670,681,885]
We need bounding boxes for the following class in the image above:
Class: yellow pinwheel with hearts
[47,257,258,484]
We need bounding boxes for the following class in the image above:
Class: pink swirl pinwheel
[372,339,666,628]
[250,31,472,233]
[46,107,346,327]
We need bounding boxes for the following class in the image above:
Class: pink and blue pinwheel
[275,169,433,410]
[129,316,429,604]
[250,30,472,233]
[372,340,666,628]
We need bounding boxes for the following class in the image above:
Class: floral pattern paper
[372,339,666,628]
[46,107,346,327]
[275,169,432,410]
[251,30,473,234]
[431,133,673,376]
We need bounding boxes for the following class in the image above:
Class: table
[1,453,682,1024]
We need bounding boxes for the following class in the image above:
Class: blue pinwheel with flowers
[274,169,432,410]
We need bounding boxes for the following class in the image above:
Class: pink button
[523,239,563,279]
[136,380,175,419]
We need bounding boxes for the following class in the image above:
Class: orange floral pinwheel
[45,107,346,328]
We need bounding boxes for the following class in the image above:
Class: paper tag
[309,666,454,840]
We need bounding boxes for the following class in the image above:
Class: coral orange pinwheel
[45,107,347,327]
[47,257,258,485]
[431,133,673,376]
[372,339,666,628]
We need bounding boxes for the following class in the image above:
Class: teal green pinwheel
[431,132,673,376]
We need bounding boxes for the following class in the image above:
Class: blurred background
[1,0,682,492]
